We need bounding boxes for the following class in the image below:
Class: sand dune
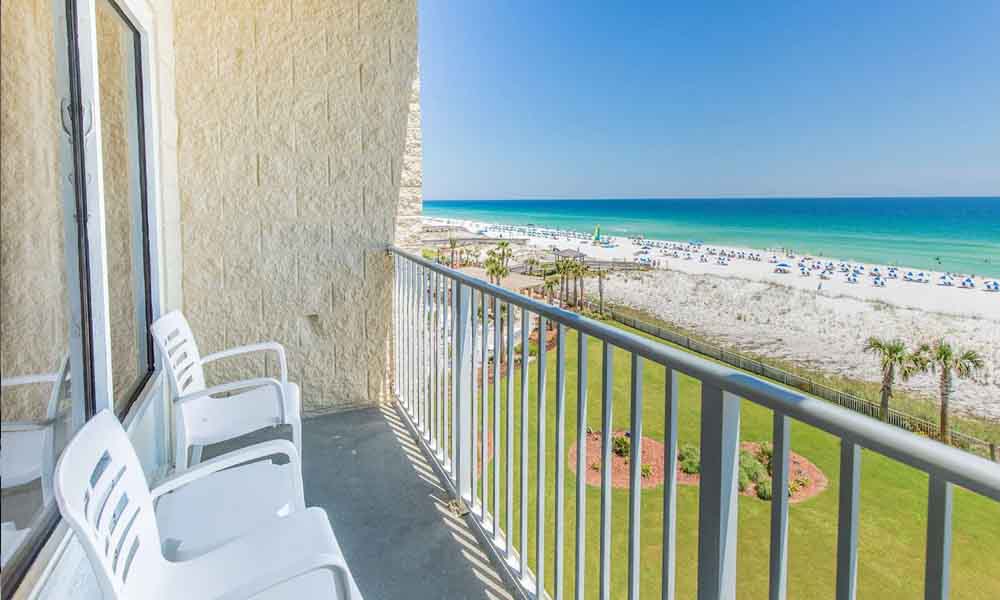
[603,269,1000,420]
[425,217,1000,420]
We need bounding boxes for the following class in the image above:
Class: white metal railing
[389,247,1000,600]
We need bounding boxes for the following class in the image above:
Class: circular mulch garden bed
[567,435,827,502]
[567,431,667,489]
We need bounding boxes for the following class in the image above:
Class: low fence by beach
[583,300,997,461]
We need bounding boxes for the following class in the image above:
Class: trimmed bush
[738,470,751,492]
[756,478,773,500]
[641,463,652,478]
[756,442,774,475]
[613,435,631,457]
[739,450,768,484]
[678,444,700,474]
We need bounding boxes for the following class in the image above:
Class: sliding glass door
[1,0,158,592]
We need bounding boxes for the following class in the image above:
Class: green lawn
[465,322,1000,600]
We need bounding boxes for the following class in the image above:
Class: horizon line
[424,194,1000,202]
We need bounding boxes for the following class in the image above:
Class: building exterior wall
[173,0,420,411]
[0,0,70,419]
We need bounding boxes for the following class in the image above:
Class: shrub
[678,444,700,474]
[756,478,773,500]
[738,470,751,492]
[756,442,774,475]
[739,450,768,484]
[612,435,631,457]
[590,462,600,472]
[788,475,810,496]
[641,463,652,478]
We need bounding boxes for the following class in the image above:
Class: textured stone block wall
[174,0,420,411]
[0,0,69,419]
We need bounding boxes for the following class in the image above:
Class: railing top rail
[391,247,1000,501]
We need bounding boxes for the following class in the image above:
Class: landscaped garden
[468,320,1000,599]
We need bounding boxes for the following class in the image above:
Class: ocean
[424,197,1000,277]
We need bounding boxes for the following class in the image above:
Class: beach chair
[1,355,71,567]
[150,311,302,470]
[53,410,360,600]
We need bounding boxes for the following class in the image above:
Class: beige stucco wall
[0,0,69,419]
[173,0,421,411]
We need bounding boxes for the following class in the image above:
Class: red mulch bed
[567,436,827,502]
[567,431,667,489]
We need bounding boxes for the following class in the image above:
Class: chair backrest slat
[54,411,164,598]
[150,311,206,397]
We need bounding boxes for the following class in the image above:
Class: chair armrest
[0,374,60,388]
[217,553,355,600]
[1,419,58,432]
[151,439,303,508]
[201,342,288,385]
[175,377,287,424]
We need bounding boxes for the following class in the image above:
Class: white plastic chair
[150,311,301,469]
[54,410,360,600]
[1,355,71,567]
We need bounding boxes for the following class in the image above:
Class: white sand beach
[425,217,1000,420]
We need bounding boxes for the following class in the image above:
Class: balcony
[379,247,1000,600]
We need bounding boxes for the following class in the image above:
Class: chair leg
[291,418,303,459]
[190,445,203,466]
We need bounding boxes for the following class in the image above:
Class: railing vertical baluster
[455,283,473,500]
[536,316,548,596]
[482,291,489,517]
[450,278,458,475]
[697,386,740,600]
[471,291,479,502]
[506,302,515,560]
[432,272,440,451]
[662,368,679,600]
[836,441,861,600]
[769,413,790,600]
[493,295,502,538]
[554,324,567,600]
[924,475,953,600]
[599,341,613,600]
[439,274,446,459]
[393,255,399,399]
[406,259,413,415]
[419,267,425,432]
[628,355,643,600]
[575,333,589,600]
[520,309,531,579]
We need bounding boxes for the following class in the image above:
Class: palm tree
[597,268,606,315]
[495,241,512,270]
[543,277,557,304]
[577,263,590,308]
[924,340,983,444]
[524,257,539,276]
[448,236,458,268]
[863,337,923,423]
[484,255,501,284]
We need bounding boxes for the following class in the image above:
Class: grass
[606,303,1000,444]
[454,320,1000,600]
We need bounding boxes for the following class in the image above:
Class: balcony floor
[211,403,516,600]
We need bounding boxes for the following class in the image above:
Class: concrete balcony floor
[210,403,515,600]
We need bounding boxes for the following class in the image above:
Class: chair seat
[248,520,362,600]
[156,460,299,561]
[0,429,46,488]
[170,507,362,600]
[1,522,30,567]
[186,382,300,448]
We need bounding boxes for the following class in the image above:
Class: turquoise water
[424,197,1000,277]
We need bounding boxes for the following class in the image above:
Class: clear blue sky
[418,1,1000,200]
